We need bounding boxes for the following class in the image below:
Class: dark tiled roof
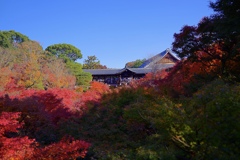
[83,63,174,76]
[83,68,152,75]
[83,69,122,75]
[127,68,152,74]
[139,48,179,68]
[83,49,179,76]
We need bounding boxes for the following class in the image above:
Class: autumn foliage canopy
[0,0,239,159]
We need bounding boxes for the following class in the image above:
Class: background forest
[0,0,240,159]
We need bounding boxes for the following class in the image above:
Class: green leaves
[45,44,93,87]
[0,32,11,48]
[45,43,82,61]
[0,30,30,48]
[126,58,146,68]
[179,79,240,159]
[83,55,107,69]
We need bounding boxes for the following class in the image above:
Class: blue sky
[1,0,214,68]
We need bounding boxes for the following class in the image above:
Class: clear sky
[1,0,214,68]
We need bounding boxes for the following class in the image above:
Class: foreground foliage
[74,79,239,159]
[0,112,90,160]
[0,0,239,159]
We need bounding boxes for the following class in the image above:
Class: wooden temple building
[83,49,179,86]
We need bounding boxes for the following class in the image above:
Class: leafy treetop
[0,30,30,48]
[172,0,240,78]
[125,59,146,68]
[45,43,82,61]
[83,55,107,69]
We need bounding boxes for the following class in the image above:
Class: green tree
[0,30,30,48]
[126,59,146,68]
[76,72,92,89]
[0,32,11,48]
[65,60,92,86]
[172,0,240,79]
[178,79,240,159]
[45,44,92,87]
[210,0,240,36]
[45,43,82,61]
[82,55,107,69]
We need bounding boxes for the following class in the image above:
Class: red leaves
[0,112,36,160]
[0,112,90,160]
[2,88,84,117]
[0,79,112,159]
[74,81,110,110]
[129,69,169,90]
[0,112,22,135]
[0,83,109,159]
[1,136,36,160]
[128,59,218,97]
[33,137,90,159]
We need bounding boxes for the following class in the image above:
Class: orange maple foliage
[90,81,110,94]
[0,67,15,91]
[41,57,76,89]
